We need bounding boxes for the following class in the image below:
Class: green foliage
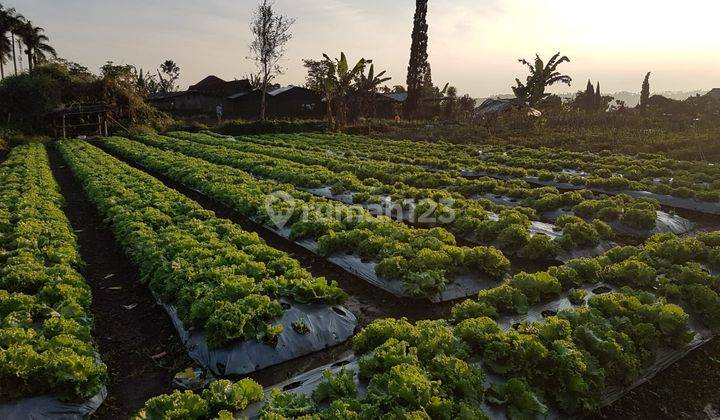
[0,62,172,134]
[486,378,549,420]
[568,288,588,305]
[0,144,106,402]
[260,389,317,418]
[312,369,358,403]
[134,390,209,420]
[58,140,346,348]
[135,379,264,420]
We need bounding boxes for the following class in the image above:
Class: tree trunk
[325,94,335,129]
[260,90,267,121]
[260,72,267,121]
[11,32,17,75]
[0,61,4,79]
[27,50,33,72]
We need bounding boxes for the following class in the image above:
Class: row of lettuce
[134,231,720,419]
[173,131,677,236]
[127,133,628,263]
[57,140,349,348]
[0,144,107,403]
[101,136,511,298]
[242,132,720,203]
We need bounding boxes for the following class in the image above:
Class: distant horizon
[11,0,720,97]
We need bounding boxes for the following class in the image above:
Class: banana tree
[323,52,366,130]
[512,52,571,107]
[356,63,391,119]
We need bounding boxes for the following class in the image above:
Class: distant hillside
[480,90,709,107]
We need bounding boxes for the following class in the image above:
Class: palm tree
[0,3,16,78]
[0,32,9,79]
[512,52,572,107]
[322,52,366,130]
[17,21,55,71]
[0,4,25,75]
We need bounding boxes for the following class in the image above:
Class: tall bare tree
[249,0,294,121]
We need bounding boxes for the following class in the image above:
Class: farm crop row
[56,140,348,352]
[101,136,510,299]
[237,132,720,203]
[0,144,106,403]
[135,230,720,419]
[165,131,680,240]
[134,133,616,262]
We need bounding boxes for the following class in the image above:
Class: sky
[11,0,720,97]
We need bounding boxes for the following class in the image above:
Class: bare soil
[592,337,720,419]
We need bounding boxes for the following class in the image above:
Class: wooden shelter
[49,103,114,138]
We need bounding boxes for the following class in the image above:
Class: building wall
[150,93,224,117]
[227,89,325,120]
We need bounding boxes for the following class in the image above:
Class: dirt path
[47,146,193,419]
[591,337,720,420]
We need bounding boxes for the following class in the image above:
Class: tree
[0,4,24,76]
[640,72,651,114]
[17,21,55,71]
[356,63,391,118]
[322,52,366,130]
[595,81,602,111]
[404,0,429,119]
[0,3,12,79]
[303,58,337,126]
[135,68,161,96]
[457,94,477,121]
[156,59,180,93]
[0,25,9,79]
[441,85,458,120]
[512,52,572,107]
[583,79,595,112]
[248,0,294,121]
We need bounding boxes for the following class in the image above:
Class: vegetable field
[2,133,720,419]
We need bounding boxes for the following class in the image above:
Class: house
[226,86,324,120]
[189,75,252,97]
[147,90,225,117]
[148,75,253,117]
[706,88,720,98]
[373,92,407,119]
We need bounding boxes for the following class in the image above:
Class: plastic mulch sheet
[461,170,720,215]
[157,294,357,377]
[183,183,493,303]
[238,282,715,419]
[294,187,505,302]
[264,222,499,303]
[0,378,107,420]
[303,186,613,265]
[479,192,695,239]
